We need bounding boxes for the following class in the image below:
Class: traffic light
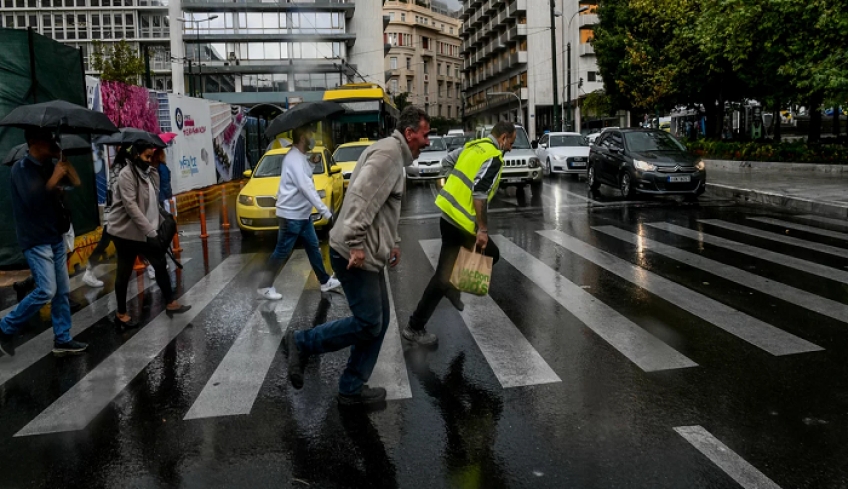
[579,77,584,89]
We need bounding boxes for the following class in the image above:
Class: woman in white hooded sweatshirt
[257,126,341,300]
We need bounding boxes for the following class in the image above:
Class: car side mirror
[329,165,342,175]
[243,170,253,178]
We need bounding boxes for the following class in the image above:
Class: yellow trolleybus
[323,83,399,144]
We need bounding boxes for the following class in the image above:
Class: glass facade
[182,12,345,35]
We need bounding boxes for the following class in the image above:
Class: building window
[587,71,599,82]
[450,27,453,34]
[390,79,398,94]
[406,79,412,92]
[388,12,394,21]
[406,57,411,69]
[437,63,441,75]
[400,13,405,21]
[447,106,451,118]
[390,57,397,69]
[423,62,428,74]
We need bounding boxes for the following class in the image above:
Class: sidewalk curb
[706,159,848,176]
[706,183,848,219]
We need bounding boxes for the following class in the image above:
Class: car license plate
[504,177,522,183]
[571,161,586,168]
[421,167,437,173]
[669,175,691,183]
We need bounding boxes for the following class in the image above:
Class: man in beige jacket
[282,106,430,407]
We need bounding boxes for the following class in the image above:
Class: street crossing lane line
[797,214,848,231]
[493,235,698,371]
[674,426,783,489]
[367,268,413,401]
[0,264,117,318]
[699,219,848,260]
[648,222,848,285]
[15,254,254,437]
[748,216,848,241]
[593,226,848,324]
[538,230,821,356]
[183,252,312,420]
[419,239,562,388]
[0,259,193,388]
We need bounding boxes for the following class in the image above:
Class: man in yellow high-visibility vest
[403,121,517,348]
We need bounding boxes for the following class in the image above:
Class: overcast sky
[443,0,462,10]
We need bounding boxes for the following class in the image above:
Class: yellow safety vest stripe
[435,138,503,234]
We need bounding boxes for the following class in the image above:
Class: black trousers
[408,218,500,330]
[89,225,113,265]
[113,236,172,314]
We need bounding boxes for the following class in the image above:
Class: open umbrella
[0,100,118,135]
[158,132,178,145]
[264,101,345,139]
[95,127,166,148]
[2,134,92,166]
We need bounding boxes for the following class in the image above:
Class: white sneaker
[257,287,283,300]
[82,269,104,288]
[320,276,342,293]
[147,265,156,279]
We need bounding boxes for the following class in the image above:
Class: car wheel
[587,165,601,191]
[619,171,636,199]
[545,159,552,177]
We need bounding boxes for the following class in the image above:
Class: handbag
[450,246,493,296]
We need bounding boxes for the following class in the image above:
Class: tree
[393,92,411,112]
[90,40,145,86]
[581,90,615,119]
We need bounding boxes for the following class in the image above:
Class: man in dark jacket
[0,128,88,357]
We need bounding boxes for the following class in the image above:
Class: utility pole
[549,0,559,131]
[143,45,152,89]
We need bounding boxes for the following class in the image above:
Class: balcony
[470,0,482,8]
[508,24,527,40]
[508,0,527,18]
[497,9,509,25]
[580,43,595,56]
[508,50,528,65]
[579,13,599,28]
[460,6,470,21]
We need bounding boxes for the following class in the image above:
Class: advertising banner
[86,76,108,206]
[167,94,216,194]
[209,103,249,182]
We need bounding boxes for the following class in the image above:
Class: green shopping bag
[450,246,493,296]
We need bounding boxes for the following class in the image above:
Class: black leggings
[89,225,113,265]
[113,236,173,315]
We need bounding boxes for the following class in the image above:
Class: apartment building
[383,0,463,121]
[0,0,174,90]
[459,0,605,139]
[1,0,384,103]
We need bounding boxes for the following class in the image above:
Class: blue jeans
[259,218,330,289]
[0,241,72,343]
[296,249,390,396]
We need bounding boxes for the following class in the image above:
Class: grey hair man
[282,106,431,407]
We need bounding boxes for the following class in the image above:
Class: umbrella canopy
[95,127,166,148]
[264,101,345,139]
[267,137,292,151]
[159,132,178,145]
[2,134,92,166]
[0,99,118,135]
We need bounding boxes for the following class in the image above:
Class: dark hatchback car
[587,128,706,199]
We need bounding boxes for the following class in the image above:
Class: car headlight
[528,157,540,169]
[238,195,254,206]
[317,190,326,198]
[696,160,706,171]
[633,160,657,172]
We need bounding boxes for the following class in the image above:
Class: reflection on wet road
[2,176,848,488]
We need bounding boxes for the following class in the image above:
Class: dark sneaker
[53,339,88,356]
[0,330,16,357]
[337,386,387,407]
[283,329,304,389]
[402,325,439,348]
[445,287,465,312]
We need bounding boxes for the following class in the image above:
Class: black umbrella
[264,101,345,139]
[2,134,92,166]
[0,99,118,135]
[94,127,166,148]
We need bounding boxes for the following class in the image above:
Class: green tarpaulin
[0,28,99,269]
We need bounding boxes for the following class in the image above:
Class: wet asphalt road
[1,175,848,489]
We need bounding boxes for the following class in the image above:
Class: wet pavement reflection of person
[412,352,508,489]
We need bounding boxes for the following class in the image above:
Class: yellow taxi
[331,138,374,188]
[236,145,345,235]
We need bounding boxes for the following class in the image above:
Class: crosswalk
[3,211,848,487]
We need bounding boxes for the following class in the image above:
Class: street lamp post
[549,1,561,132]
[487,91,522,125]
[563,6,589,131]
[176,15,218,98]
